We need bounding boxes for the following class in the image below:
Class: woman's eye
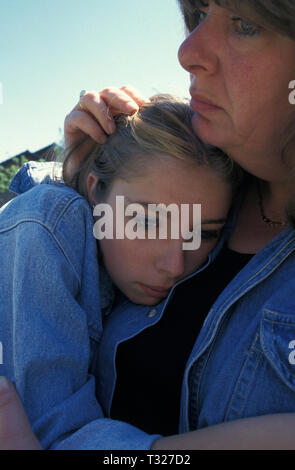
[232,17,261,37]
[198,10,208,24]
[192,4,208,29]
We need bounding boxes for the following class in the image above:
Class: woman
[1,0,295,450]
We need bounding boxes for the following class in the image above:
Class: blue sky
[0,0,190,163]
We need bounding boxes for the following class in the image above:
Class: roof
[0,143,61,168]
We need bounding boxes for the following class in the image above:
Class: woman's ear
[86,172,99,206]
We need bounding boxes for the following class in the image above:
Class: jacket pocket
[260,308,295,392]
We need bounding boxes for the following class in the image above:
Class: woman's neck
[259,179,292,222]
[228,176,291,254]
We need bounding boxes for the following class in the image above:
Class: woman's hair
[63,94,243,203]
[178,0,295,38]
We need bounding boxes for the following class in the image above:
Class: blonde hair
[63,94,243,202]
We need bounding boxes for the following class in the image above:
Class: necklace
[256,180,288,227]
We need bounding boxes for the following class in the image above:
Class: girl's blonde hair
[63,94,243,202]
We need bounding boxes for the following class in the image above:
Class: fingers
[64,85,150,153]
[120,85,150,106]
[77,86,149,134]
[0,377,42,450]
[76,91,117,137]
[100,85,150,116]
[64,109,109,146]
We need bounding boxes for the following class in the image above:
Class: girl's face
[178,1,295,182]
[96,157,232,305]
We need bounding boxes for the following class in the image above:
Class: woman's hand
[64,85,150,147]
[63,85,150,178]
[0,377,42,450]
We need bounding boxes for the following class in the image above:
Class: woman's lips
[139,283,172,299]
[190,95,222,115]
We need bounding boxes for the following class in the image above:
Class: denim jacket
[1,162,295,449]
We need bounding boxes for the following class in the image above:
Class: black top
[110,245,254,436]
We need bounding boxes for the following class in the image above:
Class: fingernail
[0,377,10,393]
[125,102,138,113]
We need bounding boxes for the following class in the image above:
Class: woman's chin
[191,112,228,149]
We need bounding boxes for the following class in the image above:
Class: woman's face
[178,1,295,181]
[96,157,232,305]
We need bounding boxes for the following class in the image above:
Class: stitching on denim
[261,312,295,382]
[50,194,84,232]
[0,218,81,287]
[215,237,295,317]
[198,239,295,357]
[88,326,102,343]
[264,308,295,325]
[225,334,263,421]
[188,354,207,430]
[188,312,230,429]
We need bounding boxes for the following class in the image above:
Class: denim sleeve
[5,217,160,450]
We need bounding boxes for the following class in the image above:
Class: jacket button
[146,308,157,318]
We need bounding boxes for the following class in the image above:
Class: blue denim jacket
[1,162,295,449]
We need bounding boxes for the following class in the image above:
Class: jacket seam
[225,346,263,421]
[50,194,85,232]
[2,218,82,287]
[214,237,295,315]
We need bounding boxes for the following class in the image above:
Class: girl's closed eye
[133,214,159,232]
[184,229,220,244]
[201,229,219,241]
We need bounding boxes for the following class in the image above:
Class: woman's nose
[178,17,219,76]
[155,240,185,280]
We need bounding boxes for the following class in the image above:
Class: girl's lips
[139,283,172,299]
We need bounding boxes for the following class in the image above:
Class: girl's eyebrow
[124,197,150,207]
[124,198,167,210]
[125,199,227,224]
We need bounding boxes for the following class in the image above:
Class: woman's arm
[151,414,295,450]
[1,379,294,451]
